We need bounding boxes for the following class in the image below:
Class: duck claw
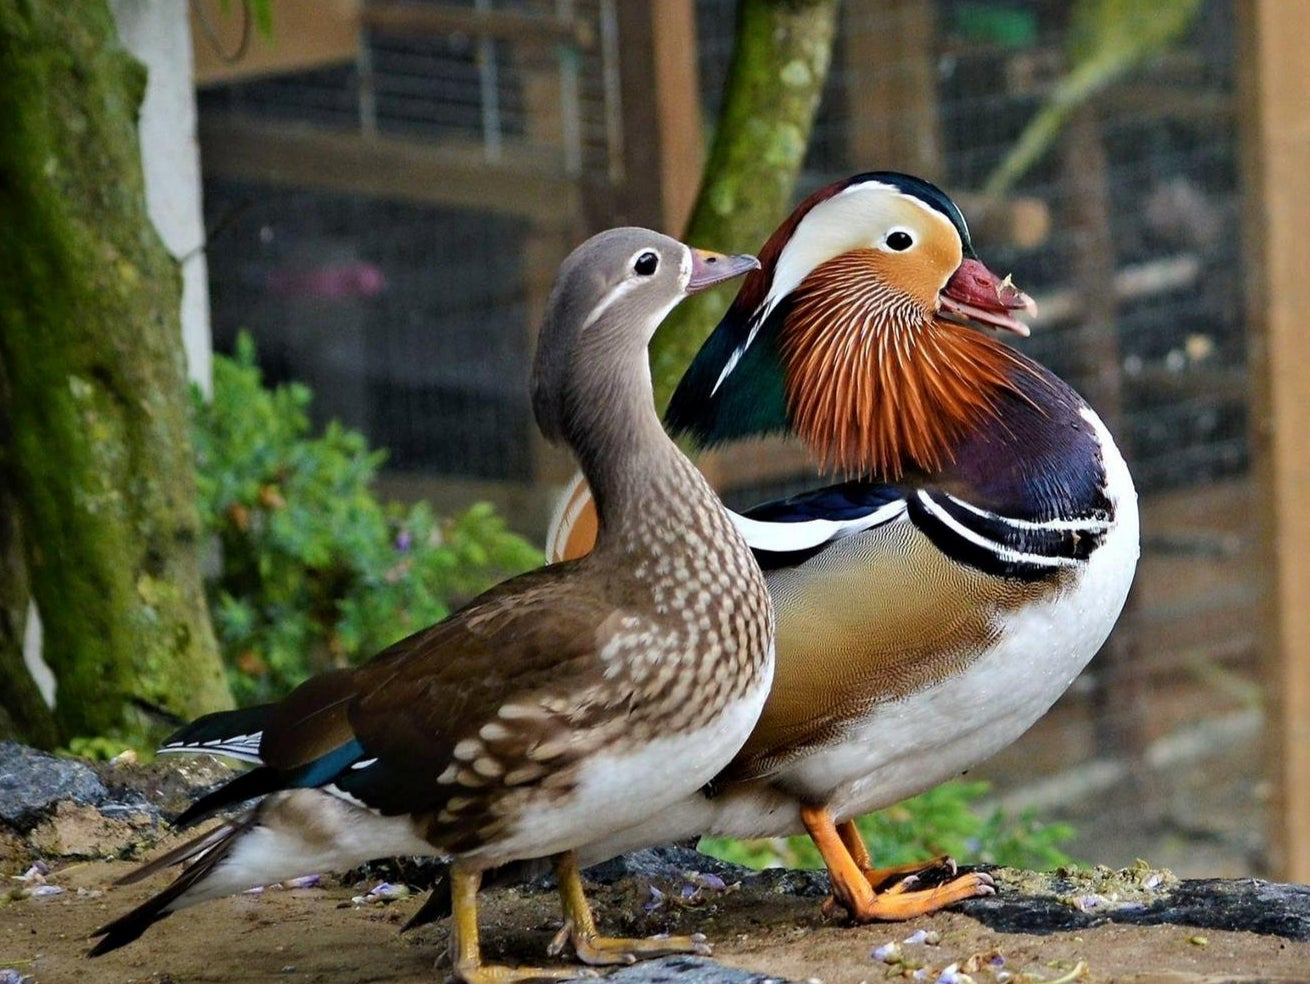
[549,919,711,967]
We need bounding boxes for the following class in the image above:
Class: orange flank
[546,471,599,563]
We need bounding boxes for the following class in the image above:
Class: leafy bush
[700,779,1075,871]
[192,334,540,704]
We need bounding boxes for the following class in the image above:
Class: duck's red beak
[939,258,1036,337]
[687,249,760,294]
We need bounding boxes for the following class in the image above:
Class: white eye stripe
[579,279,639,332]
[578,244,688,334]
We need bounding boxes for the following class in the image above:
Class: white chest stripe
[730,500,908,554]
[942,492,1110,534]
[914,491,1081,569]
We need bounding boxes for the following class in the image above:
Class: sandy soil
[2,856,1307,984]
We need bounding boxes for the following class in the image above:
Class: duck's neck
[565,359,718,552]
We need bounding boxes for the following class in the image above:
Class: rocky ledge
[2,741,1307,983]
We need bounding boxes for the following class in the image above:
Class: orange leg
[800,806,994,922]
[836,820,956,892]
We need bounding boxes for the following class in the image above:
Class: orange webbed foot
[803,808,995,923]
[838,869,995,922]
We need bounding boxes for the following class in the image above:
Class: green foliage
[192,333,540,704]
[700,780,1076,872]
[63,734,137,762]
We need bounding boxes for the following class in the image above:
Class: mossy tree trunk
[0,0,233,744]
[0,358,58,747]
[650,0,839,409]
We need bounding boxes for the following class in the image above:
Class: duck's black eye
[886,231,914,251]
[633,251,659,276]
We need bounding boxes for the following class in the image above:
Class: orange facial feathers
[781,250,1040,479]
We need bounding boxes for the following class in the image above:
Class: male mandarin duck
[546,173,1140,922]
[90,228,774,983]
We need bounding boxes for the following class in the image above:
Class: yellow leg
[801,806,994,923]
[448,865,580,984]
[548,851,711,967]
[836,819,957,892]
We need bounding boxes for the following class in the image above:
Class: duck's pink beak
[939,258,1037,337]
[687,248,760,294]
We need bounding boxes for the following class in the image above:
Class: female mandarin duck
[89,229,773,982]
[546,173,1140,922]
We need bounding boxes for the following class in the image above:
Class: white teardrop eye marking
[880,226,916,252]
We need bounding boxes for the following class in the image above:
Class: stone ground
[5,855,1310,984]
[3,743,1308,984]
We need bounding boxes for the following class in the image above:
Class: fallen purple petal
[643,885,665,914]
[872,942,902,963]
[16,864,46,885]
[903,928,940,945]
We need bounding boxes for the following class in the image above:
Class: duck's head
[532,227,758,451]
[666,173,1038,479]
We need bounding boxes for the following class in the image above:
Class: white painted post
[110,0,213,394]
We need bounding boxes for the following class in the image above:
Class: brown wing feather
[239,556,641,846]
[342,561,636,818]
[112,822,237,887]
[261,668,357,771]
